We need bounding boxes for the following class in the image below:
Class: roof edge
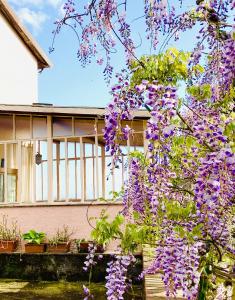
[0,0,52,69]
[0,104,151,118]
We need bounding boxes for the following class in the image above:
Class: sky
[9,0,196,107]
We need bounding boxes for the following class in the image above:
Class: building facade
[0,105,148,239]
[0,0,50,105]
[0,0,149,240]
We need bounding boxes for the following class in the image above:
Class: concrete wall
[0,13,38,105]
[0,204,122,242]
[0,253,143,282]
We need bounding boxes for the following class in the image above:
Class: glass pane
[105,157,113,199]
[113,164,123,193]
[76,160,81,199]
[53,117,72,137]
[75,119,95,136]
[98,145,101,156]
[36,141,47,161]
[85,143,93,157]
[98,157,103,198]
[75,142,80,157]
[8,174,16,203]
[123,156,128,182]
[10,144,17,169]
[68,142,75,159]
[53,160,59,201]
[16,116,30,139]
[0,115,13,140]
[97,120,105,134]
[59,160,66,200]
[69,160,76,199]
[121,120,143,132]
[85,158,94,200]
[135,146,144,152]
[36,161,48,202]
[129,132,144,147]
[0,174,4,202]
[33,117,47,138]
[120,145,128,155]
[36,164,43,201]
[42,162,48,201]
[60,142,65,159]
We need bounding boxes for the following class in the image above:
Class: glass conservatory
[0,104,148,206]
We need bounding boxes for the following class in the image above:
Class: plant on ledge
[22,230,46,253]
[0,215,20,253]
[47,225,73,253]
[76,238,105,254]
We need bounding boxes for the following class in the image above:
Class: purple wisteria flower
[105,255,136,300]
[83,285,94,300]
[83,243,98,272]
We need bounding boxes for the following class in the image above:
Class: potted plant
[0,215,20,253]
[76,239,90,253]
[22,230,46,253]
[76,239,105,253]
[46,226,72,253]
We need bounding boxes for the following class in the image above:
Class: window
[75,119,95,136]
[0,115,13,140]
[16,116,30,139]
[53,117,72,137]
[33,116,47,138]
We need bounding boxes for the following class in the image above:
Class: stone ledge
[0,253,142,282]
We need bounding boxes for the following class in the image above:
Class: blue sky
[9,0,196,107]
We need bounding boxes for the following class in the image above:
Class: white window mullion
[32,141,36,203]
[95,120,99,199]
[92,144,95,200]
[80,137,85,202]
[74,142,78,200]
[4,143,7,203]
[65,138,69,202]
[101,146,106,199]
[17,141,22,203]
[47,116,53,203]
[56,142,60,201]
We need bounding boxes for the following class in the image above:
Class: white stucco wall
[0,13,38,105]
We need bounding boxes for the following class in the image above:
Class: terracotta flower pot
[0,240,18,253]
[78,242,105,253]
[25,243,45,253]
[95,244,105,253]
[78,242,90,253]
[46,242,71,253]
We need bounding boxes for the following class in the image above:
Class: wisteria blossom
[105,255,136,300]
[55,0,235,299]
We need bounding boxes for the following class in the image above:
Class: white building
[0,0,51,105]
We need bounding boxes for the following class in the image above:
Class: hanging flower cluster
[144,229,201,300]
[144,0,176,49]
[83,284,94,300]
[55,1,235,299]
[123,157,146,216]
[105,255,136,300]
[195,149,235,249]
[103,71,142,160]
[83,243,98,272]
[52,0,137,81]
[220,36,235,92]
[103,71,234,299]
